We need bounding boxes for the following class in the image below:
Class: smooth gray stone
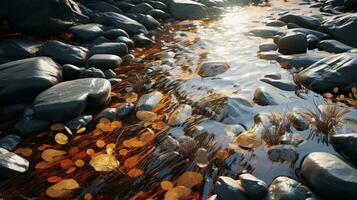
[103,28,129,40]
[133,34,153,47]
[15,118,49,135]
[109,78,122,85]
[258,51,281,60]
[239,173,267,200]
[288,28,329,40]
[307,34,320,49]
[267,176,309,200]
[279,14,321,29]
[277,53,327,69]
[260,78,297,91]
[115,2,135,12]
[197,61,230,77]
[115,36,134,49]
[267,144,298,162]
[69,23,103,43]
[279,133,304,146]
[301,152,357,200]
[0,57,62,106]
[38,40,88,65]
[259,42,278,52]
[249,27,285,38]
[278,33,307,55]
[80,67,105,78]
[318,39,353,53]
[87,54,122,70]
[331,133,357,165]
[253,86,293,105]
[215,176,248,200]
[66,115,92,130]
[104,69,116,79]
[136,91,163,111]
[0,134,21,151]
[90,42,128,56]
[117,103,134,118]
[0,148,29,177]
[33,78,111,122]
[85,1,123,14]
[147,9,171,20]
[94,108,118,122]
[135,14,161,30]
[169,0,208,19]
[266,19,286,27]
[63,64,81,80]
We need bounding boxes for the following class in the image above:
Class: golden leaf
[89,153,120,172]
[50,123,65,131]
[160,181,174,191]
[127,168,144,177]
[41,149,67,162]
[176,171,203,188]
[46,179,79,198]
[164,186,191,200]
[54,133,68,145]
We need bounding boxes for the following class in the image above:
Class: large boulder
[323,14,357,48]
[301,152,357,200]
[266,176,309,200]
[215,176,248,200]
[38,40,88,65]
[277,53,328,69]
[279,14,321,30]
[169,0,208,19]
[278,33,307,55]
[298,53,357,92]
[0,57,62,106]
[0,36,42,60]
[331,133,357,165]
[0,0,85,35]
[69,23,104,43]
[318,39,353,53]
[33,78,111,122]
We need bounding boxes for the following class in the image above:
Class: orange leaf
[48,176,63,183]
[127,168,144,177]
[60,159,73,169]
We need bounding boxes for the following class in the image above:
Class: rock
[239,173,267,200]
[69,23,103,43]
[63,64,81,80]
[0,36,42,60]
[160,136,179,151]
[65,115,92,130]
[197,61,230,77]
[95,108,117,122]
[288,112,309,131]
[116,2,135,12]
[0,0,84,35]
[109,78,122,85]
[249,27,285,38]
[267,145,298,162]
[301,152,357,200]
[85,1,122,14]
[279,14,321,30]
[147,9,171,20]
[0,57,62,106]
[331,133,357,165]
[80,67,105,78]
[0,148,29,177]
[258,51,280,60]
[345,0,357,8]
[307,34,320,49]
[115,36,135,50]
[15,118,49,135]
[259,42,278,52]
[260,78,297,91]
[299,53,357,92]
[267,176,309,200]
[318,39,353,53]
[168,104,192,126]
[38,40,88,65]
[0,134,21,151]
[279,133,304,146]
[287,22,302,29]
[90,42,128,56]
[277,53,327,69]
[264,73,281,80]
[33,78,111,122]
[288,28,329,40]
[87,54,122,70]
[103,29,129,40]
[215,176,248,200]
[169,0,208,19]
[136,91,163,111]
[278,33,307,55]
[92,12,148,35]
[135,14,161,30]
[323,14,357,47]
[253,86,292,106]
[104,69,116,79]
[133,34,153,47]
[266,20,286,27]
[117,103,134,118]
[128,2,154,13]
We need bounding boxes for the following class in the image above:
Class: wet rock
[299,53,357,92]
[278,33,307,55]
[260,78,297,91]
[258,51,280,60]
[104,69,116,79]
[147,9,171,20]
[266,20,286,27]
[239,173,267,200]
[253,86,292,106]
[197,61,230,77]
[169,0,208,19]
[92,12,148,35]
[249,27,285,38]
[0,57,62,106]
[160,136,179,151]
[128,2,154,13]
[264,73,281,80]
[318,39,353,53]
[0,36,42,60]
[267,145,298,162]
[115,36,135,50]
[288,112,309,131]
[115,2,135,12]
[345,0,357,8]
[136,91,163,111]
[95,108,117,122]
[63,64,81,80]
[65,115,92,130]
[90,42,128,56]
[259,42,278,52]
[103,28,129,40]
[33,78,111,122]
[323,14,357,47]
[87,54,122,70]
[279,133,304,146]
[288,28,329,40]
[133,34,154,47]
[116,103,134,118]
[109,78,122,85]
[331,133,357,165]
[287,22,302,29]
[279,14,321,30]
[277,53,327,69]
[38,40,88,65]
[178,136,197,157]
[135,14,161,30]
[0,134,21,151]
[15,118,49,135]
[215,176,248,200]
[267,176,309,200]
[0,148,29,177]
[69,23,103,43]
[301,152,357,200]
[85,1,123,14]
[307,34,320,49]
[80,67,105,78]
[168,104,192,126]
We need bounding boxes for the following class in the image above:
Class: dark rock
[69,23,103,43]
[322,14,357,47]
[109,78,122,85]
[267,176,309,200]
[288,112,309,131]
[103,29,129,40]
[198,61,230,77]
[33,78,111,122]
[147,9,171,20]
[169,0,208,19]
[117,103,134,118]
[0,148,29,177]
[115,36,134,50]
[301,152,357,200]
[345,0,357,8]
[258,51,280,60]
[80,67,105,78]
[279,14,321,30]
[215,176,248,200]
[260,78,297,91]
[253,86,292,106]
[136,91,163,111]
[136,14,161,30]
[239,173,267,200]
[266,20,286,27]
[147,0,169,11]
[95,108,117,122]
[85,1,122,14]
[15,118,49,135]
[160,136,179,151]
[277,53,327,69]
[264,73,281,79]
[288,28,329,40]
[0,36,42,60]
[133,34,153,47]
[63,64,81,80]
[307,34,320,49]
[104,69,116,79]
[0,134,21,151]
[259,42,278,52]
[168,104,192,126]
[279,133,304,146]
[87,54,122,70]
[318,39,353,53]
[287,22,302,29]
[122,54,135,62]
[38,40,88,65]
[331,133,357,165]
[278,33,307,55]
[90,42,128,56]
[0,57,62,106]
[128,2,154,13]
[299,53,357,92]
[249,27,285,38]
[65,115,92,130]
[115,2,135,12]
[267,144,298,162]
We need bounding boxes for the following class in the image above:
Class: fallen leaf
[46,179,79,198]
[96,140,106,148]
[74,159,85,167]
[38,144,52,151]
[66,167,76,174]
[76,127,86,134]
[14,148,32,157]
[161,181,174,191]
[164,186,191,200]
[136,111,158,121]
[60,159,73,169]
[124,154,141,169]
[125,92,138,103]
[127,168,144,177]
[84,193,93,200]
[50,123,64,131]
[176,171,203,188]
[119,149,128,156]
[69,147,79,155]
[90,153,120,172]
[42,149,67,162]
[64,126,73,135]
[48,176,63,183]
[55,133,68,145]
[86,149,95,156]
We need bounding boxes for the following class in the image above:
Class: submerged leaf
[89,153,120,172]
[161,181,174,191]
[14,148,32,157]
[55,133,68,145]
[127,168,144,177]
[164,186,191,200]
[46,179,79,198]
[42,149,67,162]
[176,171,203,188]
